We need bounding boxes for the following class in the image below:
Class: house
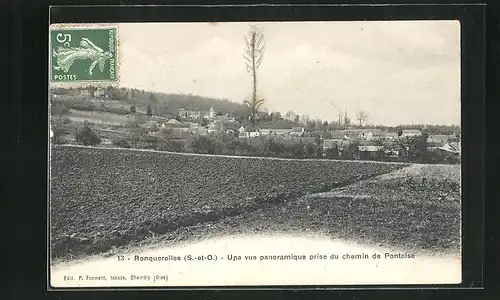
[249,131,260,138]
[358,145,385,160]
[207,120,224,134]
[238,125,246,135]
[172,127,190,134]
[328,130,348,140]
[213,114,236,124]
[428,134,451,144]
[272,129,294,136]
[367,131,398,141]
[346,129,383,140]
[290,127,305,136]
[178,109,201,120]
[163,119,191,131]
[437,142,460,156]
[166,119,182,125]
[260,128,272,136]
[141,120,159,130]
[226,129,237,135]
[401,129,422,137]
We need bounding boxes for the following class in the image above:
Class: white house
[238,126,246,135]
[290,127,305,136]
[367,131,398,141]
[260,128,272,136]
[401,129,422,137]
[249,131,260,138]
[178,109,201,120]
[166,119,181,125]
[437,142,460,156]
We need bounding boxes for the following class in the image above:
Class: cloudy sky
[117,21,460,126]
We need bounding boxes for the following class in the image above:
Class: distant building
[172,127,190,134]
[166,119,181,125]
[358,145,385,160]
[290,127,305,136]
[260,128,272,136]
[208,107,217,120]
[328,130,348,140]
[238,125,246,135]
[78,89,92,97]
[437,142,460,156]
[367,131,398,141]
[428,134,451,144]
[141,120,159,131]
[249,131,260,138]
[401,129,422,137]
[272,129,293,136]
[207,120,224,134]
[178,109,201,120]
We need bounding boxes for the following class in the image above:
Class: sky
[117,21,461,126]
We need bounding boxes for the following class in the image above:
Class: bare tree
[285,110,296,121]
[243,25,266,128]
[356,110,368,126]
[343,111,351,127]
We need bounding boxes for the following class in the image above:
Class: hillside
[50,86,249,120]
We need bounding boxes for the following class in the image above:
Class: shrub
[191,136,217,154]
[51,102,70,115]
[112,138,132,148]
[325,146,340,159]
[305,141,317,158]
[75,124,101,146]
[51,123,67,145]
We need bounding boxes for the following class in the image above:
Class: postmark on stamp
[49,25,118,83]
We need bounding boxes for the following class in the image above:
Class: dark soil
[111,165,460,257]
[50,146,407,260]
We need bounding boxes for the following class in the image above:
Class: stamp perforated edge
[49,23,120,87]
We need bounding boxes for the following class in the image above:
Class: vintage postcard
[48,21,462,288]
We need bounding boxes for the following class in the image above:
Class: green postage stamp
[49,25,118,83]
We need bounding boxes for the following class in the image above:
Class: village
[146,106,460,161]
[50,86,460,164]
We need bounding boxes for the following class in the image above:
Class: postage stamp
[49,25,118,83]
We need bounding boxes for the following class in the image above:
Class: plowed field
[50,145,408,260]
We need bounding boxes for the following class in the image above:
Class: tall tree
[150,92,159,114]
[285,110,296,121]
[356,110,369,126]
[243,25,266,129]
[344,111,351,127]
